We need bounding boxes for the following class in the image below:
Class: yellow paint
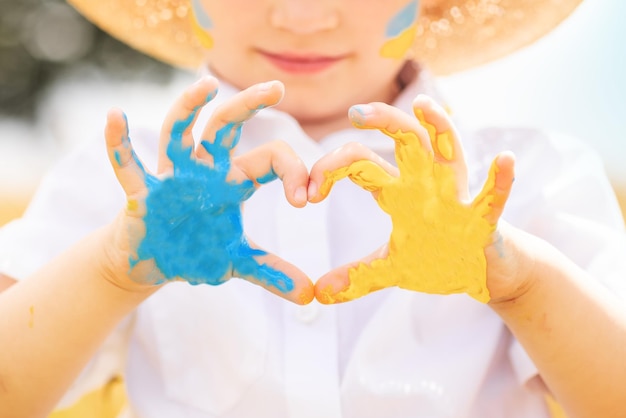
[380,25,417,59]
[298,289,314,305]
[190,16,214,49]
[435,131,454,161]
[318,123,503,304]
[126,199,138,212]
[28,305,34,328]
[49,376,127,418]
[415,109,455,161]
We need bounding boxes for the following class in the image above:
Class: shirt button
[295,304,319,324]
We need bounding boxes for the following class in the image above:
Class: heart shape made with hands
[106,81,513,306]
[313,105,507,305]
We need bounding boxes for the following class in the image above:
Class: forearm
[490,228,626,418]
[0,225,157,417]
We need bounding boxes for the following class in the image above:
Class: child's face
[197,0,420,124]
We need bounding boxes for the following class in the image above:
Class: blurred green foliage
[0,0,173,119]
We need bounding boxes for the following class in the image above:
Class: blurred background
[0,0,180,224]
[0,0,625,225]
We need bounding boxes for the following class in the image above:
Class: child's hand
[309,95,516,304]
[103,77,314,305]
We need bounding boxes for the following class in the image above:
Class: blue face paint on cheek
[190,0,214,49]
[386,0,418,37]
[129,96,295,293]
[380,0,419,58]
[191,0,213,30]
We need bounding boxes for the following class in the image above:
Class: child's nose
[269,0,339,34]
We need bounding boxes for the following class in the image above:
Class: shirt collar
[318,62,446,153]
[196,63,446,155]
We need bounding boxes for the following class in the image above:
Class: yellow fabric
[545,393,569,418]
[48,376,128,418]
[0,193,31,226]
[613,182,626,222]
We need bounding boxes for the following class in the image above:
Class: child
[1,1,625,417]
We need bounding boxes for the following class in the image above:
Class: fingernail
[307,181,318,200]
[258,80,277,92]
[349,105,374,126]
[294,186,307,205]
[193,75,209,86]
[192,76,218,103]
[122,112,130,142]
[206,88,218,102]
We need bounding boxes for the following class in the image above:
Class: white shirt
[1,71,625,418]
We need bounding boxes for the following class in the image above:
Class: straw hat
[66,0,583,75]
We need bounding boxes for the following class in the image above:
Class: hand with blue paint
[104,76,314,304]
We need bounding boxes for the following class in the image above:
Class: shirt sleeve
[471,127,626,385]
[0,121,162,281]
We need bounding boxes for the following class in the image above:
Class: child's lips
[258,50,347,74]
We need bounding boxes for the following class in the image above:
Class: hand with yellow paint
[309,95,516,304]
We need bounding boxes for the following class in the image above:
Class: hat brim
[67,0,583,75]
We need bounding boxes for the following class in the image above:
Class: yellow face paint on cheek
[319,127,500,304]
[380,1,419,59]
[380,26,417,59]
[190,0,214,49]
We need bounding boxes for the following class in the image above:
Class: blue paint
[128,96,295,292]
[256,169,278,184]
[386,1,418,38]
[493,231,505,258]
[191,0,213,30]
[114,150,122,166]
[122,112,129,138]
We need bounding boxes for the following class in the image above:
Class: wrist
[485,222,542,305]
[96,216,163,296]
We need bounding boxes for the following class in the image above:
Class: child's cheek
[190,0,214,49]
[380,0,420,59]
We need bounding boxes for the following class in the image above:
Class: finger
[233,140,309,208]
[317,161,397,207]
[308,142,398,203]
[315,244,390,304]
[348,102,432,152]
[234,240,314,305]
[159,75,220,174]
[412,95,464,162]
[105,108,152,211]
[413,94,469,199]
[472,151,516,225]
[198,80,285,162]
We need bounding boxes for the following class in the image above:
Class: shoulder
[0,127,160,280]
[466,126,623,228]
[467,126,608,192]
[469,126,602,168]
